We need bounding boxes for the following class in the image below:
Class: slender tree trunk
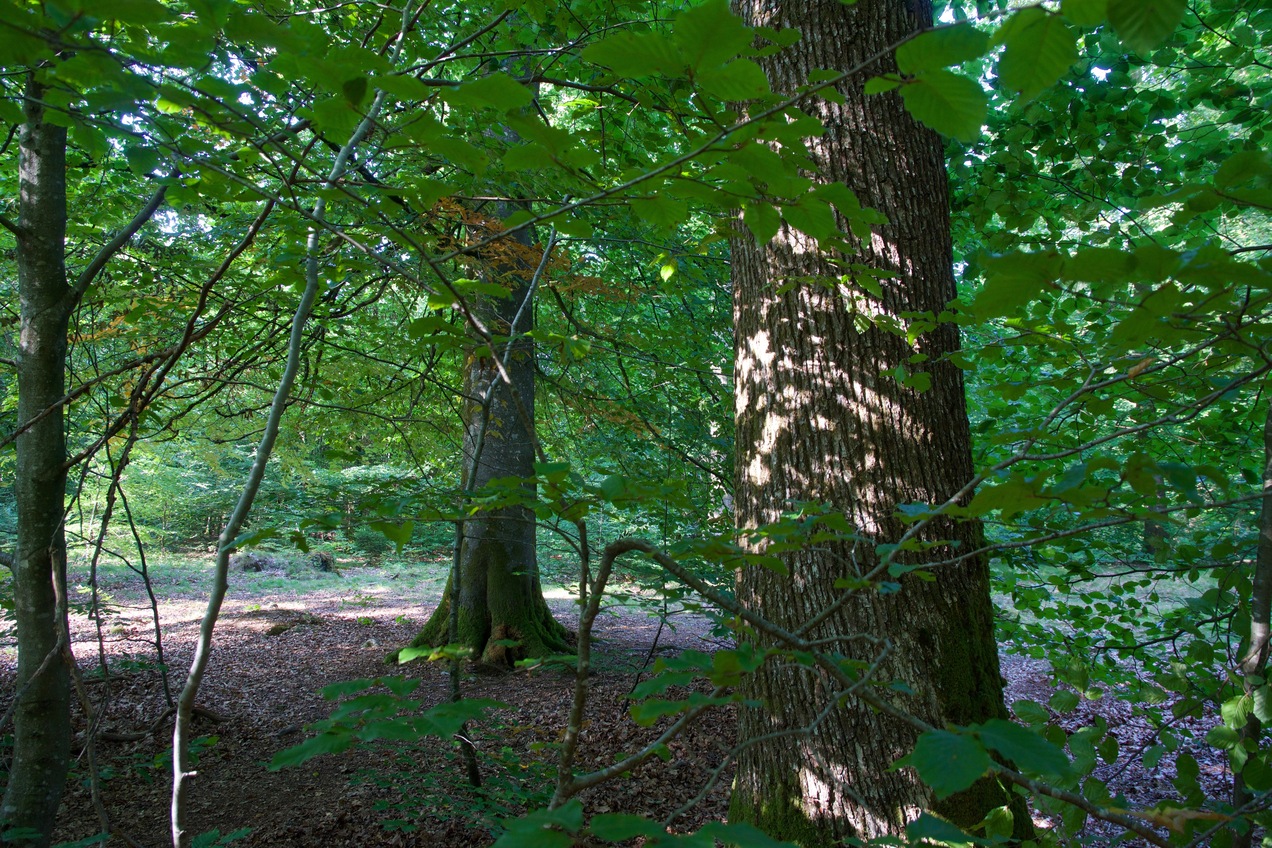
[728,1,1025,843]
[406,219,570,667]
[1234,398,1272,847]
[2,75,73,848]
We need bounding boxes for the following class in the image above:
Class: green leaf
[896,23,990,74]
[896,731,991,799]
[589,814,661,842]
[977,719,1069,776]
[191,828,251,848]
[978,805,1015,841]
[1215,150,1272,190]
[1007,701,1048,727]
[699,821,800,847]
[631,193,688,233]
[369,73,433,103]
[368,520,413,553]
[1062,0,1107,27]
[1062,247,1136,285]
[997,8,1078,101]
[1049,690,1081,713]
[697,58,771,100]
[308,95,361,136]
[269,729,354,769]
[864,76,902,95]
[599,474,629,502]
[1221,694,1251,730]
[124,145,162,176]
[1254,685,1272,723]
[341,77,368,107]
[673,0,752,71]
[103,0,172,23]
[965,476,1047,519]
[581,30,681,77]
[494,801,584,848]
[442,73,533,111]
[743,201,781,245]
[1108,0,1186,53]
[1206,725,1241,750]
[905,812,984,847]
[535,461,572,483]
[1241,754,1272,792]
[490,828,572,848]
[227,526,280,549]
[973,251,1061,317]
[898,70,987,143]
[782,198,837,242]
[320,679,376,699]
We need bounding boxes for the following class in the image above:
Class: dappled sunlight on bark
[728,0,1022,843]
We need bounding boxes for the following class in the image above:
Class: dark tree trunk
[2,75,73,847]
[1234,399,1272,847]
[728,0,1026,843]
[405,220,569,668]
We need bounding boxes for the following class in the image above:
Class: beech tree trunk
[405,222,569,668]
[728,1,1025,843]
[2,75,73,847]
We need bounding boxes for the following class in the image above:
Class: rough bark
[728,0,1025,843]
[2,75,73,847]
[406,225,570,668]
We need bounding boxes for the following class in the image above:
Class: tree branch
[72,184,167,303]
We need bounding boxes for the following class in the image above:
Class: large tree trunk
[2,75,73,847]
[728,1,1025,843]
[405,221,570,668]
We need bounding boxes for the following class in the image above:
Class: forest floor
[0,555,1232,847]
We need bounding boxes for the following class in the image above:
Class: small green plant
[192,827,251,847]
[87,734,219,788]
[356,616,373,626]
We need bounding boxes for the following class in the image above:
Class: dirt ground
[0,564,1233,847]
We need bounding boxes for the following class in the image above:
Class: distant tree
[402,206,571,666]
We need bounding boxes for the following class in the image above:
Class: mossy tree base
[404,570,573,668]
[395,501,572,670]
